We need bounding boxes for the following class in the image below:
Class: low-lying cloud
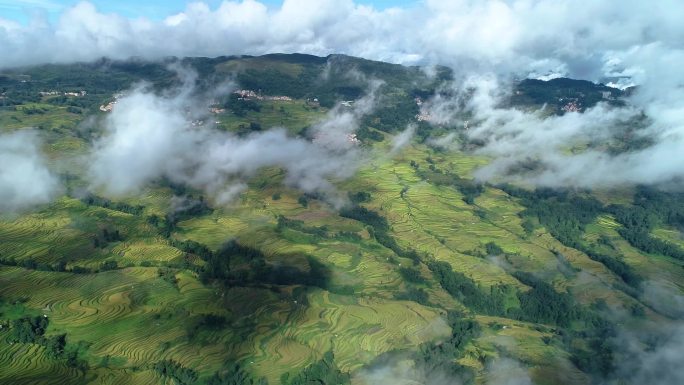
[617,323,684,385]
[610,291,684,385]
[88,68,372,205]
[485,357,532,385]
[390,123,416,154]
[354,354,466,385]
[308,77,382,150]
[641,280,684,319]
[422,61,684,189]
[0,130,60,213]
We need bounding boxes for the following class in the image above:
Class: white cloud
[0,0,682,83]
[390,123,415,154]
[623,324,684,385]
[420,59,684,188]
[354,354,467,385]
[0,130,60,212]
[485,357,532,385]
[88,67,371,206]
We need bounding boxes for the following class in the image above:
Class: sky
[0,0,681,85]
[0,0,416,24]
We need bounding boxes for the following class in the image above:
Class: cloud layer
[1,0,683,81]
[88,68,371,205]
[420,65,684,188]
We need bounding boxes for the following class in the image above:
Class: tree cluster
[281,351,350,385]
[154,360,198,385]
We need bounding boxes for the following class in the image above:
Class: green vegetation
[207,363,267,385]
[428,260,507,315]
[81,194,144,216]
[7,316,49,343]
[512,272,577,327]
[395,287,429,305]
[411,313,480,383]
[281,351,349,385]
[399,266,426,284]
[609,187,684,261]
[340,204,421,264]
[154,360,198,385]
[503,186,644,288]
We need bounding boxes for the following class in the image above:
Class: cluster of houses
[234,89,258,99]
[347,133,360,144]
[561,99,582,113]
[233,89,293,102]
[415,97,432,122]
[601,90,615,100]
[414,96,434,122]
[558,90,613,113]
[416,112,432,122]
[99,101,116,112]
[266,95,294,101]
[40,90,87,97]
[98,93,124,112]
[312,131,361,146]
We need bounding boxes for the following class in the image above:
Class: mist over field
[0,130,60,212]
[88,67,372,206]
[421,69,684,189]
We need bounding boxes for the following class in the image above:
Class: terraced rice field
[2,118,683,385]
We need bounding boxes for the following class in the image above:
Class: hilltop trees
[7,316,48,343]
[154,360,198,385]
[5,316,87,371]
[281,351,349,385]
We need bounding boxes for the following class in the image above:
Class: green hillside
[1,54,682,385]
